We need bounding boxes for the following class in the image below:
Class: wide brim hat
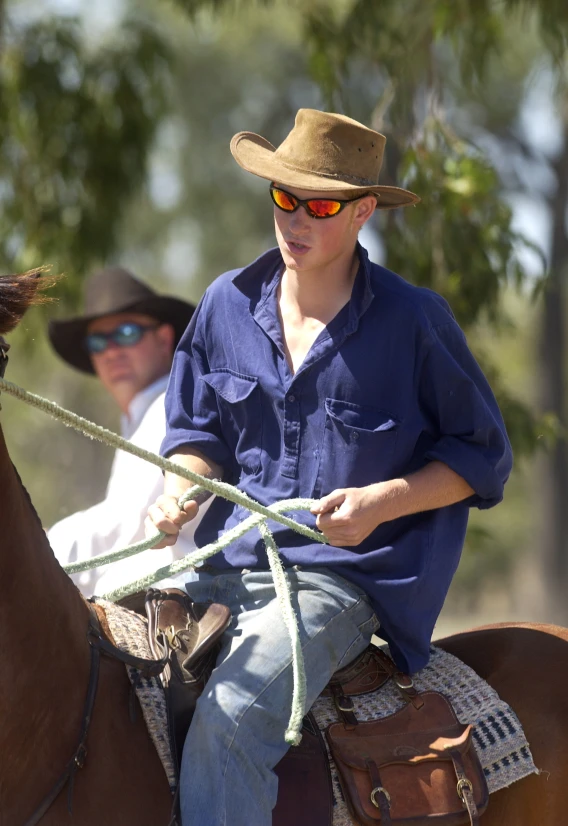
[48,266,196,374]
[230,109,420,210]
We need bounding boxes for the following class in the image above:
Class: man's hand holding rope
[145,446,223,548]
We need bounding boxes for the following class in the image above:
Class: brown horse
[0,273,173,826]
[1,271,567,826]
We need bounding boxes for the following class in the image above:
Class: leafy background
[2,0,568,633]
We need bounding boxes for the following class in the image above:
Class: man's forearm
[164,446,223,502]
[371,460,474,523]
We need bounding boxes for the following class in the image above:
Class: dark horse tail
[0,270,58,334]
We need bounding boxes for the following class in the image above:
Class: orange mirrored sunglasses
[270,185,367,219]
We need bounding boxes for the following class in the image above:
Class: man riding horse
[145,109,512,826]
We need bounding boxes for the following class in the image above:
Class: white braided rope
[258,520,306,746]
[63,485,206,577]
[102,497,317,605]
[0,377,325,543]
[0,375,325,744]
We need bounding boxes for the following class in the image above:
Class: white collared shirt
[48,375,210,597]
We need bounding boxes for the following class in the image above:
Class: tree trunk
[539,126,568,623]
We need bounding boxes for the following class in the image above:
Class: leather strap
[329,682,358,728]
[369,648,424,709]
[21,602,172,826]
[22,606,102,826]
[449,748,480,826]
[329,648,424,723]
[366,758,392,825]
[87,619,169,678]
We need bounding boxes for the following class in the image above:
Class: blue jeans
[179,566,379,826]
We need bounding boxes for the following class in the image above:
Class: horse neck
[0,421,90,771]
[0,422,86,623]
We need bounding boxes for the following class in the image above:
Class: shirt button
[351,431,359,441]
[288,394,296,403]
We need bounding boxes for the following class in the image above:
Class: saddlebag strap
[145,588,231,776]
[367,648,424,709]
[327,646,392,727]
[448,747,480,826]
[366,759,392,825]
[329,682,359,729]
[327,646,423,723]
[326,691,489,826]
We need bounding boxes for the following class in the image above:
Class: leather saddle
[143,587,231,772]
[141,586,334,823]
[139,589,487,826]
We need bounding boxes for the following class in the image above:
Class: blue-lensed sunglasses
[85,322,158,355]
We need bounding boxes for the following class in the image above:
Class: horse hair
[0,270,59,334]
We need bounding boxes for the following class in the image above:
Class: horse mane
[0,269,59,334]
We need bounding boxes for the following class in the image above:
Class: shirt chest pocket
[201,369,262,475]
[312,398,399,497]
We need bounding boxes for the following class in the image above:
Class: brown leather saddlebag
[326,690,488,826]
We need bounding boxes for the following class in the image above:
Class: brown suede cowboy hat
[48,267,196,375]
[230,109,419,209]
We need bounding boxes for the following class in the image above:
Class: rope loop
[0,375,328,743]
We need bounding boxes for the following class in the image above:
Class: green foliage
[0,14,169,305]
[120,4,323,299]
[301,0,568,103]
[163,0,565,607]
[130,0,552,470]
[299,1,558,469]
[171,0,275,13]
[384,122,545,329]
[503,0,568,56]
[2,0,564,607]
[478,352,559,458]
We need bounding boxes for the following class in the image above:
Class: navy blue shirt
[162,245,512,673]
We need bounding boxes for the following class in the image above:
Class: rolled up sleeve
[419,322,513,509]
[160,295,233,471]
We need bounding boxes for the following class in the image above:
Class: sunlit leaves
[0,16,169,304]
[384,122,544,329]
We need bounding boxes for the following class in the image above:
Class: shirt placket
[281,389,301,478]
[279,326,351,479]
[249,250,373,480]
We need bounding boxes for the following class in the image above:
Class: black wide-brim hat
[48,266,196,374]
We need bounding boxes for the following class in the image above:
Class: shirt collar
[349,242,375,331]
[121,374,169,438]
[232,247,283,306]
[231,242,375,330]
